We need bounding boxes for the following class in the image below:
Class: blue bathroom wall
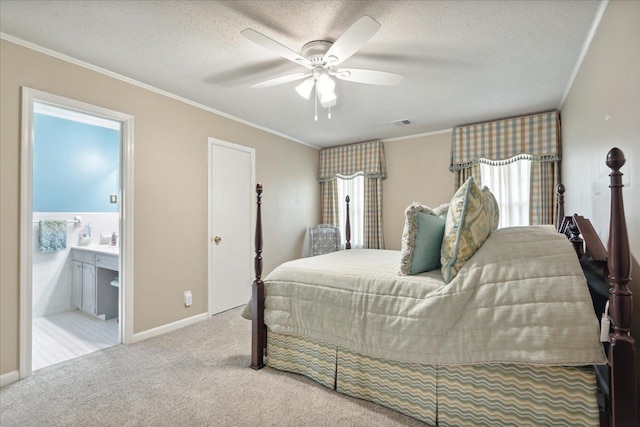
[33,113,120,212]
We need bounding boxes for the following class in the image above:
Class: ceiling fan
[241,16,403,119]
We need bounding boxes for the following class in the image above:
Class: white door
[208,139,255,315]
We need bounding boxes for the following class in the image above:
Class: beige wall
[383,132,454,250]
[560,0,639,379]
[0,40,319,375]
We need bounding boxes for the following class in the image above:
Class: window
[479,156,532,228]
[336,173,364,249]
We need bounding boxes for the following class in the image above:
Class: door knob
[213,236,222,244]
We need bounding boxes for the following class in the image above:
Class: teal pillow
[411,212,446,273]
[399,202,449,275]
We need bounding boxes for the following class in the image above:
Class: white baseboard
[131,312,208,343]
[0,370,20,387]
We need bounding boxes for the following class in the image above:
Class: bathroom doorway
[19,88,134,379]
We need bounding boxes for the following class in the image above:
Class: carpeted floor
[1,307,426,426]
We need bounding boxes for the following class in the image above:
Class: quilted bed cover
[263,225,607,366]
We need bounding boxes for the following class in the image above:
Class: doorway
[19,88,134,379]
[208,138,255,316]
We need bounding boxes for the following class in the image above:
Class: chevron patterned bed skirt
[267,332,337,389]
[267,332,599,426]
[437,364,599,426]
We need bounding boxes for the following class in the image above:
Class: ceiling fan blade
[241,29,311,68]
[333,68,403,86]
[323,16,380,66]
[250,73,311,89]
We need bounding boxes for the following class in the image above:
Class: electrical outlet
[184,291,192,307]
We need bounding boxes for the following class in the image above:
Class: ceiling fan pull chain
[314,84,318,121]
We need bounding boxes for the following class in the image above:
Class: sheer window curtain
[337,174,364,249]
[479,157,532,228]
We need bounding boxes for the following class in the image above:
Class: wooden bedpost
[345,195,351,250]
[605,148,637,426]
[557,183,565,232]
[556,184,585,258]
[568,219,585,259]
[251,183,265,370]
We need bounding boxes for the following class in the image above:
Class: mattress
[263,226,606,366]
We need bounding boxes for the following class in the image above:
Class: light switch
[110,194,117,203]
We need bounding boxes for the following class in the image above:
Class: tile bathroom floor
[32,310,118,371]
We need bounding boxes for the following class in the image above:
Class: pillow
[399,202,449,275]
[441,177,499,284]
[485,188,500,230]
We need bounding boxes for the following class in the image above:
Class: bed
[248,148,637,426]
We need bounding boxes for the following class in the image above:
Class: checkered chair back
[309,224,341,256]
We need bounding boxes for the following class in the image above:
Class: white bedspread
[264,225,607,366]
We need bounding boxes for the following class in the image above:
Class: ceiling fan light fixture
[241,16,401,122]
[318,88,337,107]
[295,77,315,99]
[316,73,335,93]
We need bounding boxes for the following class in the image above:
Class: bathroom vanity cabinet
[71,258,95,314]
[71,248,119,320]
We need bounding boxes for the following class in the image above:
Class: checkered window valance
[450,111,561,171]
[318,140,387,182]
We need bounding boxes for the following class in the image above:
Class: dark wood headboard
[556,148,637,426]
[604,148,636,426]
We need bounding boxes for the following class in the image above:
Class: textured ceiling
[0,0,602,148]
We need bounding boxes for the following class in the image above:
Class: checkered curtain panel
[453,164,482,190]
[450,111,561,225]
[363,177,384,249]
[318,141,387,249]
[320,180,339,226]
[530,160,561,225]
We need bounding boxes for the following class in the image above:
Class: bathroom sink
[96,245,119,254]
[73,245,119,256]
